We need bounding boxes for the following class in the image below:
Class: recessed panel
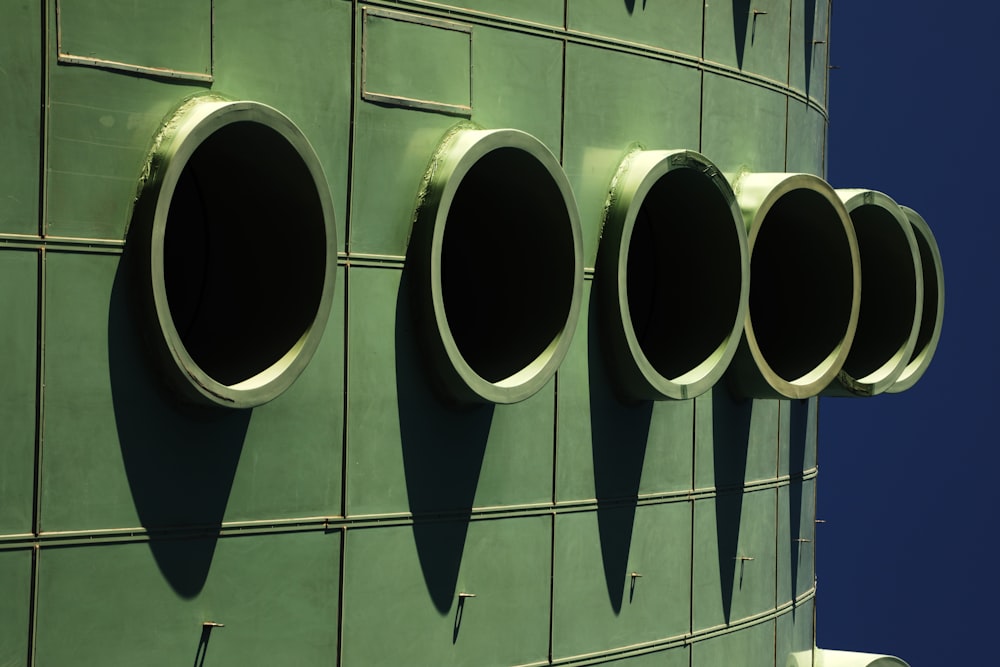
[567,0,703,55]
[57,0,212,80]
[0,549,32,666]
[342,516,551,666]
[703,0,791,82]
[553,503,691,659]
[700,73,787,174]
[0,250,37,535]
[35,532,340,666]
[786,100,826,176]
[691,619,776,667]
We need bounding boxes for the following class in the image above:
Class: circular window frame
[597,149,749,400]
[409,127,583,405]
[132,97,337,409]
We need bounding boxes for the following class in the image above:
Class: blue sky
[819,2,999,663]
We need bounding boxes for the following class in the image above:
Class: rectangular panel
[691,620,776,667]
[57,0,212,81]
[703,0,791,83]
[363,8,472,115]
[35,531,340,666]
[342,516,550,666]
[553,503,691,659]
[568,0,703,56]
[692,489,777,631]
[0,1,41,234]
[776,598,815,665]
[563,45,701,268]
[779,397,818,477]
[777,479,816,604]
[789,0,830,102]
[212,0,353,252]
[695,390,779,491]
[346,266,554,516]
[700,73,787,174]
[0,250,38,535]
[0,549,32,667]
[785,100,827,177]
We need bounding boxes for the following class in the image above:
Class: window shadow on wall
[110,250,250,599]
[711,387,752,624]
[786,398,812,620]
[624,0,648,15]
[732,0,752,69]
[395,268,493,616]
[588,286,653,614]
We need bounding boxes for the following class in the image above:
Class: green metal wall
[1,1,829,664]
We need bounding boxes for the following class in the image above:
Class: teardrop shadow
[786,398,811,619]
[396,268,493,615]
[804,0,818,97]
[588,285,653,614]
[711,387,752,624]
[733,0,752,70]
[110,249,250,599]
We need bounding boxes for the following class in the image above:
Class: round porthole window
[131,97,336,409]
[409,128,583,405]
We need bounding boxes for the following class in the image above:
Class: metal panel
[780,398,818,478]
[789,0,830,102]
[41,251,135,531]
[700,72,788,174]
[342,516,551,666]
[568,0,703,55]
[552,502,691,659]
[0,1,40,235]
[694,390,779,491]
[691,619,776,667]
[363,9,472,115]
[597,647,691,667]
[692,489,777,630]
[346,266,554,517]
[563,44,701,269]
[776,598,816,666]
[470,29,563,152]
[703,0,791,83]
[786,99,827,176]
[777,479,816,603]
[212,0,352,253]
[0,549,32,667]
[56,0,212,81]
[42,253,345,532]
[34,531,340,666]
[557,283,696,503]
[45,65,202,239]
[0,250,37,535]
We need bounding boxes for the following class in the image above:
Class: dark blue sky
[820,2,999,663]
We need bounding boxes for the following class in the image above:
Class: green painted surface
[364,10,471,109]
[431,0,563,26]
[213,0,352,253]
[342,516,551,666]
[563,45,702,268]
[692,489,777,630]
[42,253,345,531]
[789,0,830,102]
[703,0,791,83]
[786,100,827,176]
[4,3,841,664]
[34,531,340,666]
[346,266,554,516]
[0,251,37,535]
[700,72,788,174]
[0,1,40,235]
[568,0,703,56]
[776,598,816,665]
[552,503,691,659]
[0,549,32,667]
[57,0,211,76]
[691,619,776,667]
[777,479,816,604]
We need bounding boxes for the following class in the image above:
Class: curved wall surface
[0,2,928,666]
